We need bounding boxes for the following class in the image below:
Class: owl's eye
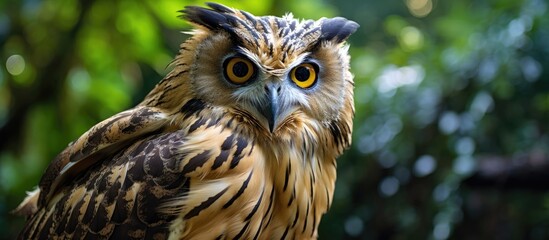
[290,63,318,89]
[223,57,255,84]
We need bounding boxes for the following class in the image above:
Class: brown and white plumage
[15,3,358,239]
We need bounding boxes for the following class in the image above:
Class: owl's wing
[18,129,192,239]
[36,106,171,208]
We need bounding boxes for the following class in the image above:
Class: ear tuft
[205,2,233,13]
[179,3,243,36]
[320,17,359,43]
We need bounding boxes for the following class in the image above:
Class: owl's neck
[258,119,338,239]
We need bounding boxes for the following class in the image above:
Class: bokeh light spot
[406,0,433,17]
[379,176,400,197]
[455,137,475,155]
[377,65,424,93]
[357,135,377,154]
[6,55,25,76]
[344,216,364,237]
[433,222,451,240]
[68,67,91,93]
[400,26,424,51]
[377,150,397,168]
[470,91,494,120]
[453,155,476,175]
[433,184,451,202]
[439,111,460,135]
[414,155,436,177]
[520,57,542,82]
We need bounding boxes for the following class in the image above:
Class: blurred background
[1,0,548,239]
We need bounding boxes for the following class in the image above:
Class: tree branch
[463,151,549,191]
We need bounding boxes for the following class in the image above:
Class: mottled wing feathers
[18,130,190,239]
[38,106,169,208]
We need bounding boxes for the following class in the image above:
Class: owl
[14,3,358,239]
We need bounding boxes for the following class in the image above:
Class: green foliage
[1,0,548,239]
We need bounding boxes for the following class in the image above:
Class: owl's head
[165,3,358,138]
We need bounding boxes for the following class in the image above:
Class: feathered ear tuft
[205,2,233,13]
[180,3,238,32]
[319,17,359,43]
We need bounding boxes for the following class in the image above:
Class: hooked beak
[260,83,283,133]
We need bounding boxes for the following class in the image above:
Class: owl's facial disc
[220,50,322,134]
[222,55,296,134]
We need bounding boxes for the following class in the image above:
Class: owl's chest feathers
[168,111,336,239]
[258,138,337,239]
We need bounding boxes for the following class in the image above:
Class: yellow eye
[290,63,317,89]
[223,57,255,84]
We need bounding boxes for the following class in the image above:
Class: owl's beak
[261,83,282,133]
